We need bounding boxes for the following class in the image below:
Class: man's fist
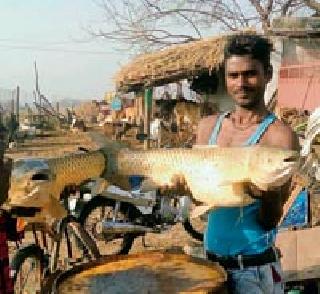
[159,174,192,197]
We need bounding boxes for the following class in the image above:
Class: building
[269,17,320,111]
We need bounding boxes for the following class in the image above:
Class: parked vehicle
[77,180,204,255]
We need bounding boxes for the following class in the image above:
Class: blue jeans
[227,261,284,294]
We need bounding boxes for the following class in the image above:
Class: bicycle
[10,203,100,294]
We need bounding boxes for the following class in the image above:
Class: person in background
[195,35,299,293]
[150,112,163,148]
[0,131,24,294]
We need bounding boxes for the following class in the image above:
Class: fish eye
[31,173,50,181]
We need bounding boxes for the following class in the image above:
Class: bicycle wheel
[11,244,46,294]
[183,217,205,242]
[79,196,137,255]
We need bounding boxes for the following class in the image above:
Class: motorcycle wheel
[79,196,137,255]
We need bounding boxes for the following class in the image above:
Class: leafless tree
[303,0,320,13]
[90,0,312,52]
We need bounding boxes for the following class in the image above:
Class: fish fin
[105,175,131,190]
[190,205,213,219]
[44,195,67,219]
[218,180,249,186]
[90,177,109,196]
[231,182,247,195]
[214,181,248,196]
[192,145,218,149]
[89,132,129,151]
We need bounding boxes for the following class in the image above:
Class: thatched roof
[271,17,320,37]
[114,34,232,92]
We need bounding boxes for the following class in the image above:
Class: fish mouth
[9,206,41,217]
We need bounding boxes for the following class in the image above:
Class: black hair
[224,35,273,70]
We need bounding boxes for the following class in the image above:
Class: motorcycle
[73,176,205,256]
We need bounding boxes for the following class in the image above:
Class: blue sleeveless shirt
[204,112,277,256]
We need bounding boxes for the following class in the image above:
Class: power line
[0,37,98,46]
[0,44,118,55]
[0,38,77,46]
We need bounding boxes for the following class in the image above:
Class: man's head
[224,35,273,108]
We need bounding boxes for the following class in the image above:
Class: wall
[277,37,320,111]
[277,63,320,111]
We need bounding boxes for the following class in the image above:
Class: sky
[0,0,131,102]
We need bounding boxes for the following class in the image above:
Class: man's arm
[257,122,300,229]
[264,121,300,151]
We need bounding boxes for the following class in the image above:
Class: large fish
[6,133,299,221]
[105,146,299,216]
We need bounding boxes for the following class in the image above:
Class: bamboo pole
[16,85,20,126]
[144,88,152,150]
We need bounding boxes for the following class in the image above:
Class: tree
[303,0,320,13]
[74,101,100,121]
[90,0,312,52]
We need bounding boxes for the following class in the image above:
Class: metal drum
[45,251,227,294]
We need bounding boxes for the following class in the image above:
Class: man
[196,35,299,293]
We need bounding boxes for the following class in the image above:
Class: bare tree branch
[303,0,320,11]
[90,0,311,53]
[281,0,295,14]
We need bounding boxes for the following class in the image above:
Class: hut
[114,31,257,147]
[114,32,236,112]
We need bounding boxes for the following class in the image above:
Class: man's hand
[244,182,282,200]
[244,181,289,222]
[244,180,291,230]
[244,182,263,199]
[158,174,192,197]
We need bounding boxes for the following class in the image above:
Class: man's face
[225,55,271,108]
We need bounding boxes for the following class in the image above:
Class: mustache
[234,87,253,93]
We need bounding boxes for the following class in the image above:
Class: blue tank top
[204,112,277,256]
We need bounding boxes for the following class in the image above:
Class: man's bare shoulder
[265,118,300,151]
[198,114,218,128]
[196,114,219,145]
[269,119,296,138]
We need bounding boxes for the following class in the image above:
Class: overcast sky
[0,0,132,101]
